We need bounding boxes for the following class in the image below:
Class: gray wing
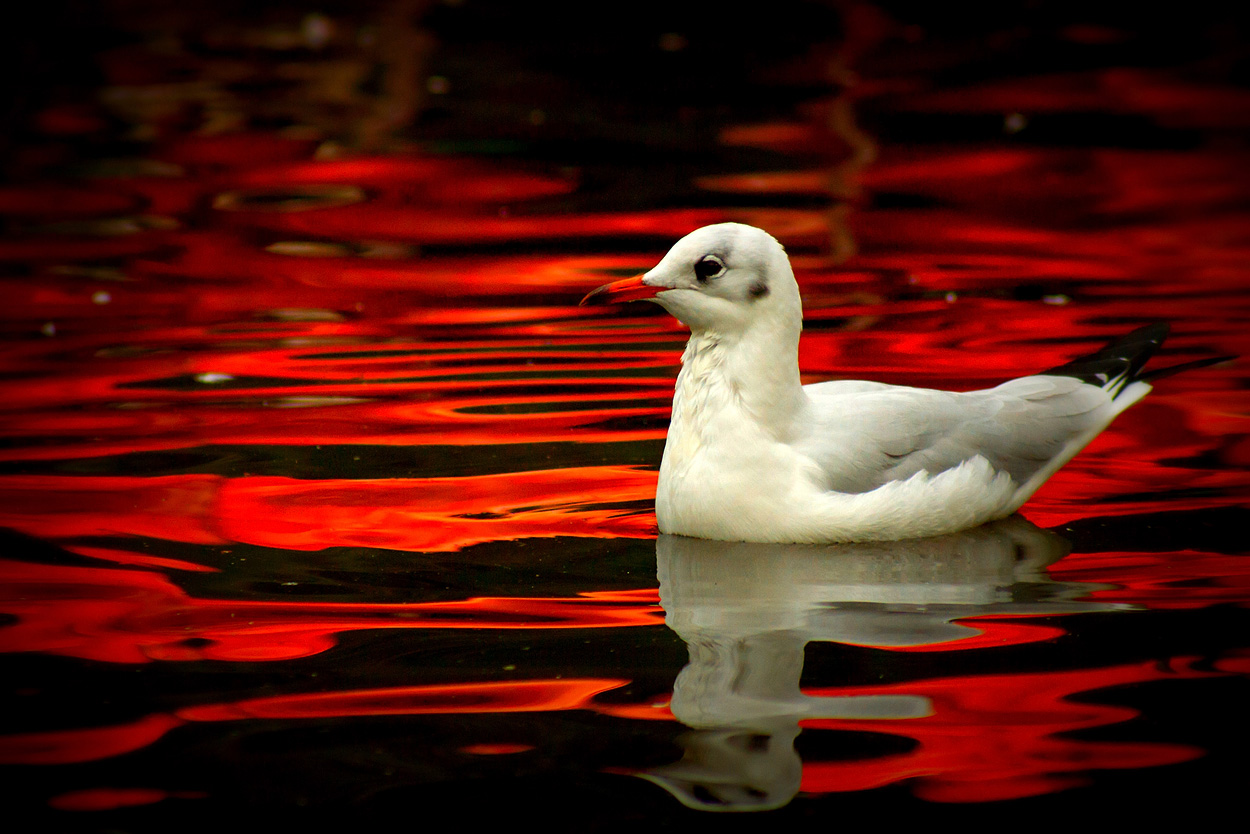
[797,376,1114,494]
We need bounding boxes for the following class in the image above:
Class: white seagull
[581,222,1225,544]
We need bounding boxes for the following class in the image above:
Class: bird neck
[676,323,806,437]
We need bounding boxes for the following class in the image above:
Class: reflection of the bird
[642,517,1123,812]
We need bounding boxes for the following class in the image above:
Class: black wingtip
[1040,323,1169,398]
[1041,323,1233,397]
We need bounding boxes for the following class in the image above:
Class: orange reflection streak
[1047,550,1250,610]
[0,714,185,766]
[64,545,221,574]
[0,253,687,459]
[798,658,1215,802]
[1022,457,1250,528]
[0,340,677,393]
[0,678,629,765]
[220,205,733,245]
[0,398,671,461]
[0,327,679,458]
[123,233,667,296]
[862,147,1250,218]
[1216,649,1250,676]
[207,204,833,249]
[0,557,663,664]
[1,653,1220,807]
[222,155,578,204]
[0,251,688,337]
[696,170,835,196]
[879,615,1067,652]
[48,788,207,812]
[176,678,628,721]
[850,208,1250,298]
[0,476,226,546]
[127,139,580,217]
[719,122,823,151]
[0,468,658,553]
[460,743,536,755]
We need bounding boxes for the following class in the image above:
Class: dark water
[2,0,1248,826]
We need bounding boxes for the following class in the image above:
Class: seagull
[581,222,1226,543]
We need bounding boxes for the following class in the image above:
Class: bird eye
[694,255,725,282]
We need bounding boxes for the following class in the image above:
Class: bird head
[581,223,802,336]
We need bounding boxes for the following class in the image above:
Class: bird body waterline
[581,223,1223,544]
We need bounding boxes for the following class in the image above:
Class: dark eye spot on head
[749,280,769,299]
[694,255,725,282]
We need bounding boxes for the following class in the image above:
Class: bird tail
[1040,323,1232,399]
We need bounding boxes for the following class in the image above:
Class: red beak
[580,275,663,306]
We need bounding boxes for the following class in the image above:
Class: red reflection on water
[48,790,207,815]
[883,615,1067,652]
[48,787,205,812]
[154,132,319,169]
[0,469,657,553]
[0,239,688,463]
[0,186,141,218]
[225,155,578,204]
[799,658,1213,802]
[0,378,673,462]
[0,235,164,264]
[460,743,536,755]
[177,678,627,721]
[2,22,1248,816]
[0,714,184,765]
[66,545,220,574]
[0,557,662,664]
[895,68,1250,129]
[0,679,628,765]
[1047,550,1250,610]
[2,652,1219,810]
[697,170,833,196]
[221,204,731,246]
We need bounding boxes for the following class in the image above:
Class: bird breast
[657,334,816,536]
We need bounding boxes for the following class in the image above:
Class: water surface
[2,0,1248,824]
